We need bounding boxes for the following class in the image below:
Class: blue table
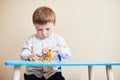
[5,60,120,80]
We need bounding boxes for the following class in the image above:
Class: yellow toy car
[39,50,52,62]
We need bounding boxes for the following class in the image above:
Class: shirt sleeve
[57,36,71,59]
[20,36,33,60]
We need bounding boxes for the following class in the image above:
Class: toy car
[39,50,52,62]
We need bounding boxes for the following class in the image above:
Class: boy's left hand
[42,46,61,54]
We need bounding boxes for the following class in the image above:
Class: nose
[42,30,47,36]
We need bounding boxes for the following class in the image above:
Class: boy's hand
[28,54,40,61]
[42,46,61,54]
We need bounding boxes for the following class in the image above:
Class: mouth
[41,36,47,39]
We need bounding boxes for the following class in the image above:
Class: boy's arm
[57,36,71,59]
[20,48,31,60]
[20,38,32,60]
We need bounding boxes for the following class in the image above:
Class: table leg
[88,66,94,80]
[13,66,21,80]
[106,66,114,80]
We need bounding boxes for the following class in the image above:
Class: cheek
[37,31,42,35]
[48,30,53,34]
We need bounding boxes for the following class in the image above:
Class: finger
[30,55,38,61]
[29,57,34,61]
[35,54,41,57]
[33,56,38,61]
[34,54,40,60]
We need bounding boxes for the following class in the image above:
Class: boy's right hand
[28,54,40,61]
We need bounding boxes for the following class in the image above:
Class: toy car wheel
[44,57,50,62]
[39,56,43,62]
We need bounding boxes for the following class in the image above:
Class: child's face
[34,23,55,39]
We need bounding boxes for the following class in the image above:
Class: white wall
[0,0,120,80]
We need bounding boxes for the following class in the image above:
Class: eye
[46,28,50,31]
[38,29,42,31]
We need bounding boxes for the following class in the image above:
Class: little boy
[20,6,71,80]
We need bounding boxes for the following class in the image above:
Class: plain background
[0,0,120,80]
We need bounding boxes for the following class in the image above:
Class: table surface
[5,60,120,66]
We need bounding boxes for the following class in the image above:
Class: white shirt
[20,33,71,79]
